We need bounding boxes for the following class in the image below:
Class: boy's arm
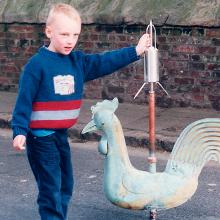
[82,46,138,82]
[12,60,41,142]
[82,34,150,81]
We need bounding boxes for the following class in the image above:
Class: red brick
[80,33,89,41]
[0,76,9,83]
[193,94,204,102]
[206,29,220,38]
[194,46,216,54]
[117,42,130,48]
[1,65,18,73]
[108,34,116,41]
[189,62,205,71]
[207,63,220,70]
[0,32,6,38]
[24,47,38,54]
[90,34,98,41]
[126,80,146,95]
[7,47,20,53]
[0,47,5,54]
[117,35,126,41]
[173,45,195,53]
[192,87,201,93]
[8,25,36,33]
[99,34,108,41]
[159,51,169,59]
[169,52,189,61]
[174,78,194,85]
[157,36,166,43]
[200,78,217,86]
[19,33,34,39]
[208,95,220,102]
[159,44,170,51]
[163,60,188,70]
[82,42,94,48]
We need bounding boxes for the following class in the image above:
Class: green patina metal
[82,98,220,211]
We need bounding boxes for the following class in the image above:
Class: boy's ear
[45,26,52,38]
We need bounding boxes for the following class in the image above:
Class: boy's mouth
[64,47,72,51]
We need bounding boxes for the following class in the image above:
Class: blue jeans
[26,130,74,220]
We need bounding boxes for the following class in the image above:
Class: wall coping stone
[0,0,219,27]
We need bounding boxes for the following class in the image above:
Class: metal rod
[148,82,157,173]
[144,52,147,82]
[134,82,147,99]
[150,20,153,47]
[150,209,157,220]
[156,82,170,97]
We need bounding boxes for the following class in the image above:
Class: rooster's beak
[81,120,98,134]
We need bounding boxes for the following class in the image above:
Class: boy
[12,3,150,220]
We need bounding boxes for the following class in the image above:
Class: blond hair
[46,3,81,26]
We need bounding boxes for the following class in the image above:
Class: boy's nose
[67,37,74,45]
[67,39,73,45]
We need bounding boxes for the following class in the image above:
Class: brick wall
[0,23,219,109]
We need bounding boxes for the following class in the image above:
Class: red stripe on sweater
[32,100,82,111]
[29,119,77,129]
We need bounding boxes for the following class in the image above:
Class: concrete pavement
[1,129,220,220]
[0,91,219,151]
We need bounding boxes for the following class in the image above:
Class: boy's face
[46,13,81,55]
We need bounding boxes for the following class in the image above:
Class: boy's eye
[73,34,79,38]
[60,33,79,38]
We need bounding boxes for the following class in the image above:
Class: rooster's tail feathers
[168,118,220,174]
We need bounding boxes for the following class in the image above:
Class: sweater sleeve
[11,59,41,138]
[82,46,139,82]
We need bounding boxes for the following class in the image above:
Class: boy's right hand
[13,135,26,151]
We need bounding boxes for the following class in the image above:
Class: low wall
[0,23,220,109]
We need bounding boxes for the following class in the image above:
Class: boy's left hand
[136,33,151,56]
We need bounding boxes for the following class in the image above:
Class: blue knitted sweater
[12,46,139,138]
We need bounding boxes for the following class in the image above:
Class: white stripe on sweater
[31,109,80,121]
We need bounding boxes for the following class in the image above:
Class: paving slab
[0,91,219,151]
